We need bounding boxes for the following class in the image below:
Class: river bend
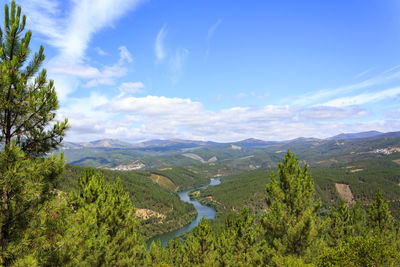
[147,178,221,247]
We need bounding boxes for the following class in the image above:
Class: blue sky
[14,0,400,142]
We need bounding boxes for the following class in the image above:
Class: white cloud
[59,95,379,142]
[119,82,145,94]
[49,46,132,88]
[51,75,81,102]
[101,95,203,116]
[21,0,144,62]
[155,25,167,61]
[118,46,133,64]
[50,64,102,78]
[19,0,143,99]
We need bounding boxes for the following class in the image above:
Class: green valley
[58,165,209,239]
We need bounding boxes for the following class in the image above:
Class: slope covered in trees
[193,156,400,227]
[58,165,209,239]
[13,149,400,266]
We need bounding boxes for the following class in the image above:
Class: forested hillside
[193,155,400,227]
[58,165,209,238]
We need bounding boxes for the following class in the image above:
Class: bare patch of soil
[393,159,400,165]
[349,168,363,173]
[150,174,176,191]
[335,183,355,205]
[136,208,165,222]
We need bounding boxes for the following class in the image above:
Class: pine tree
[317,235,400,266]
[182,218,217,265]
[0,143,65,265]
[326,200,367,246]
[148,239,170,265]
[61,168,147,266]
[368,189,393,233]
[0,0,68,156]
[217,208,264,265]
[261,150,320,259]
[0,1,68,264]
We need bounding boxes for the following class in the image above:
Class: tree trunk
[1,186,10,265]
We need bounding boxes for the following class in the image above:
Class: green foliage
[59,168,147,266]
[310,158,400,210]
[10,168,149,266]
[317,236,400,266]
[194,156,400,227]
[0,0,68,156]
[325,201,367,246]
[58,165,203,239]
[192,168,270,227]
[216,208,264,266]
[181,218,217,265]
[12,193,70,266]
[0,142,64,265]
[3,144,400,265]
[0,1,67,264]
[368,189,393,233]
[261,150,320,257]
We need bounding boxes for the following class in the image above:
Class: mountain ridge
[61,130,399,149]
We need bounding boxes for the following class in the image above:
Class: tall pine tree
[60,169,147,266]
[0,1,68,264]
[261,150,320,261]
[0,0,68,155]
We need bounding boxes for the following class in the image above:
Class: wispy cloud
[20,0,144,99]
[354,68,374,79]
[300,106,367,120]
[119,82,145,95]
[154,25,189,82]
[155,25,167,61]
[206,19,222,56]
[118,46,133,64]
[207,19,222,41]
[169,48,189,83]
[50,46,133,88]
[323,86,400,107]
[21,0,144,62]
[95,47,108,56]
[293,67,400,106]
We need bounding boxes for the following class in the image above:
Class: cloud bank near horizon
[57,93,397,143]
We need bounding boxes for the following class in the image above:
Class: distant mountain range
[328,131,382,140]
[62,139,136,149]
[61,131,398,150]
[60,130,400,171]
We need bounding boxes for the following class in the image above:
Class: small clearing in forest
[136,209,166,222]
[335,183,355,205]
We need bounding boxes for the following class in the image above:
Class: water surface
[147,178,221,247]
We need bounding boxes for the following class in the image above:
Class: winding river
[147,178,221,247]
